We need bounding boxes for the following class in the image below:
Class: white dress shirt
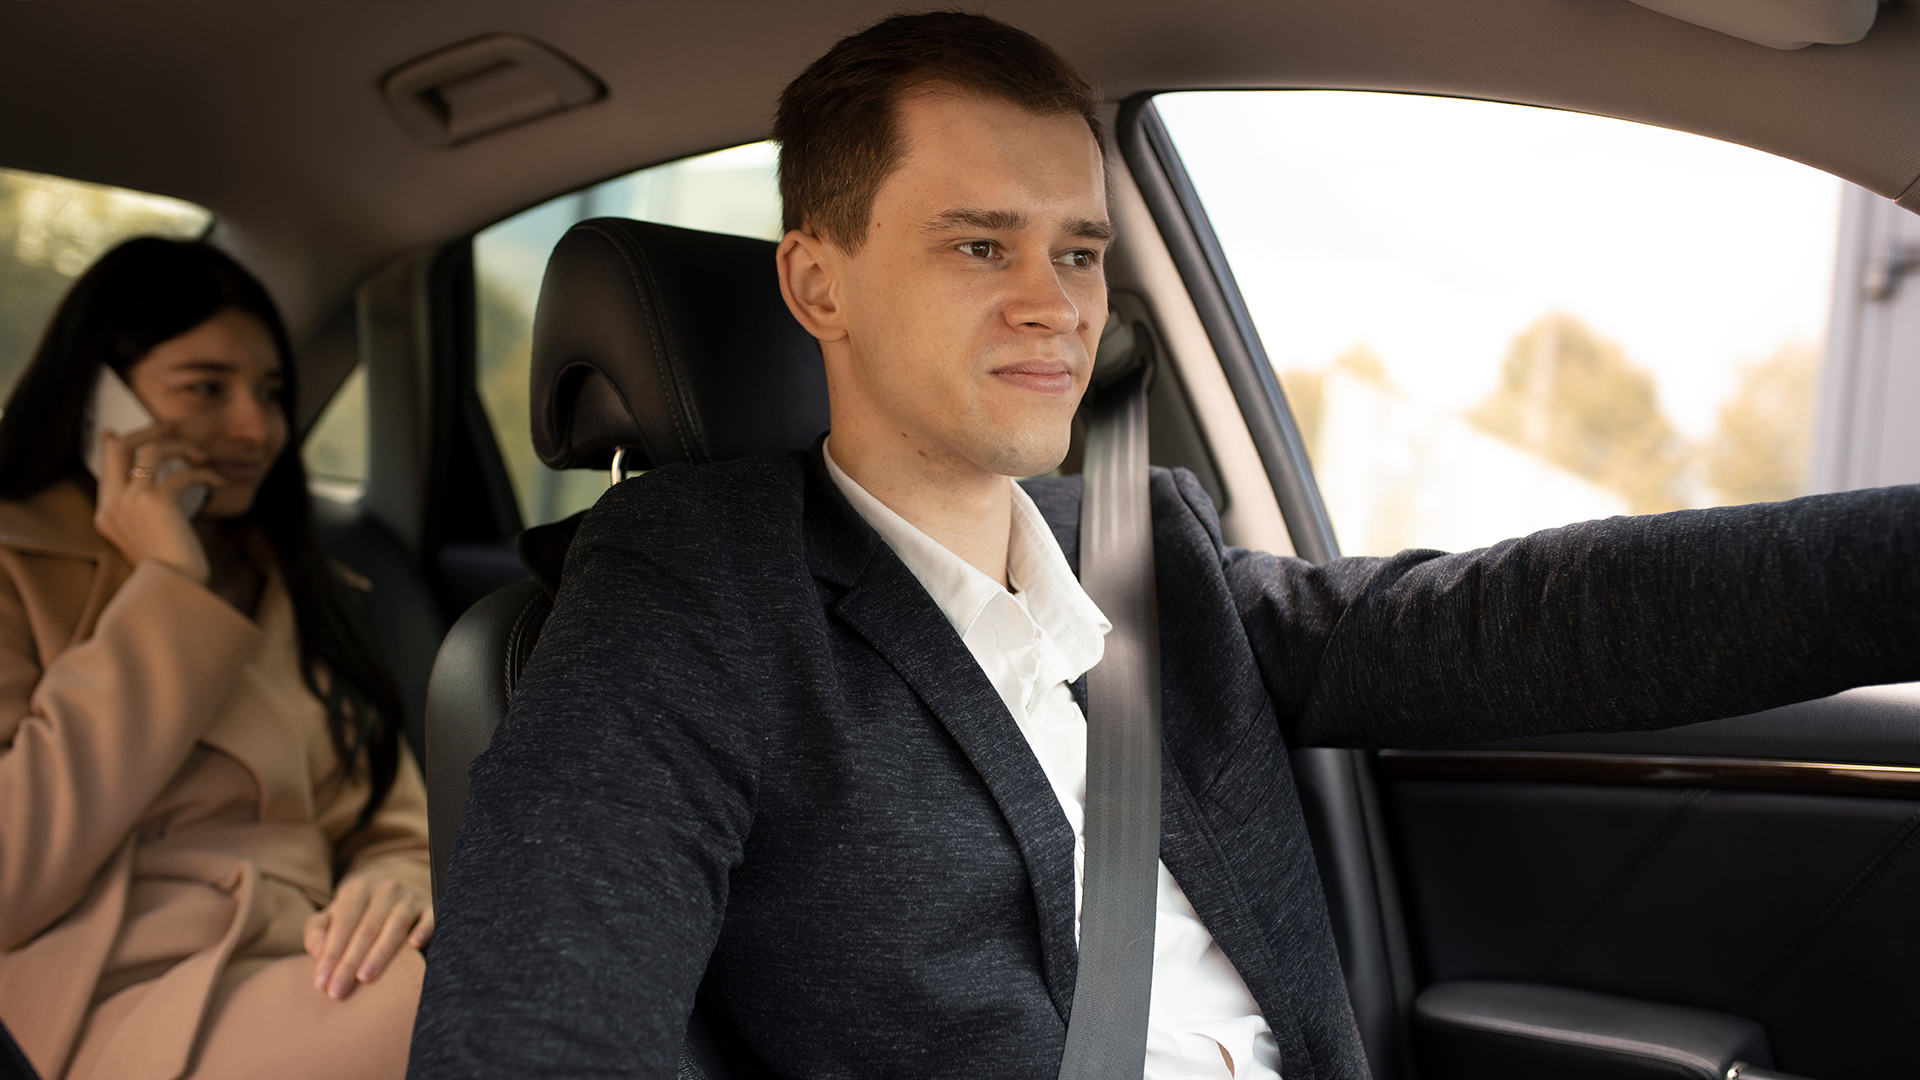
[824,442,1283,1079]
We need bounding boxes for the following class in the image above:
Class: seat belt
[675,331,1161,1080]
[1058,347,1161,1080]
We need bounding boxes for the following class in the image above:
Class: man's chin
[974,433,1070,481]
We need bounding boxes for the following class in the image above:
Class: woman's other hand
[303,876,434,1001]
[93,425,223,585]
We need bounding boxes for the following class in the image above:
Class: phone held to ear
[82,368,212,520]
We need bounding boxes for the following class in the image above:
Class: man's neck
[826,432,1014,589]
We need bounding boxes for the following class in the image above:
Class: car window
[1156,91,1843,556]
[303,363,368,502]
[0,167,211,403]
[473,141,782,527]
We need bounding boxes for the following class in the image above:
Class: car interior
[4,2,1920,1079]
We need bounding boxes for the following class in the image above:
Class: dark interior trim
[1379,749,1920,798]
[421,237,524,550]
[1291,748,1419,1080]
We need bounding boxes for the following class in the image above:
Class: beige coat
[0,481,431,1080]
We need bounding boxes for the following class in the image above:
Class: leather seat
[423,217,829,1079]
[427,215,829,892]
[313,498,446,764]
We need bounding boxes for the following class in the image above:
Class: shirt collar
[823,438,1110,679]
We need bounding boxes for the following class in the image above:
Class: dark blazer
[410,446,1920,1080]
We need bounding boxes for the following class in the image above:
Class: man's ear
[776,230,848,343]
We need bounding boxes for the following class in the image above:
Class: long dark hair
[0,238,404,826]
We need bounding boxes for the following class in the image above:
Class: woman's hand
[304,876,434,1001]
[92,426,222,585]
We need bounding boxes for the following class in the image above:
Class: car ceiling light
[1627,0,1883,50]
[382,33,605,149]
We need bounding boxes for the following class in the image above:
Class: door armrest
[1413,981,1812,1080]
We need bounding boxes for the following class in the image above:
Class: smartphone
[82,368,211,519]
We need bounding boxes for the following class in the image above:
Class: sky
[1156,91,1844,442]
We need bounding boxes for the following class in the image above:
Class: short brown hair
[774,11,1104,251]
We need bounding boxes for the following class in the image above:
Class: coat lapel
[801,446,1083,1022]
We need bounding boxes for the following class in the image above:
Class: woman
[0,238,431,1080]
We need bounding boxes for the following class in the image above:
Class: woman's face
[125,308,288,520]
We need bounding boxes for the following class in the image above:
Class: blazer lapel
[1159,759,1318,1078]
[802,446,1083,1023]
[1025,468,1317,1061]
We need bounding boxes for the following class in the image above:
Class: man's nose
[1005,256,1080,334]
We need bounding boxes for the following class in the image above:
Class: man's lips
[990,361,1075,394]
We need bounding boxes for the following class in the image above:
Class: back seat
[313,494,447,764]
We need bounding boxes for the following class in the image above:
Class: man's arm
[408,468,789,1079]
[1216,480,1920,749]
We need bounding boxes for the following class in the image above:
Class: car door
[1132,88,1920,1080]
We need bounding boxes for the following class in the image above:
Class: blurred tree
[302,365,368,486]
[1469,312,1688,513]
[476,271,538,517]
[473,269,607,527]
[1704,341,1816,505]
[1279,368,1323,462]
[1280,342,1387,464]
[0,169,209,405]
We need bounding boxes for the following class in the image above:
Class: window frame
[1116,95,1341,563]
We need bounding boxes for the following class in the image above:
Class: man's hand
[304,876,434,1000]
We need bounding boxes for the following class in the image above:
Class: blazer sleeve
[1218,480,1920,749]
[330,741,433,899]
[409,468,785,1080]
[0,559,262,949]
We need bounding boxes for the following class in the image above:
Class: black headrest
[529,218,830,471]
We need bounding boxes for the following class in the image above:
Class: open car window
[0,167,210,402]
[1156,91,1845,556]
[473,141,782,527]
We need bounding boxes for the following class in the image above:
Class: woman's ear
[776,230,848,343]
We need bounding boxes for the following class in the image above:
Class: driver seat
[422,216,830,1078]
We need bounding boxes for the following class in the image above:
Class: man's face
[811,91,1110,480]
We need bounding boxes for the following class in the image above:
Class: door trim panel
[1380,749,1920,798]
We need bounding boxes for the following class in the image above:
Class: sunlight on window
[303,363,369,502]
[0,167,211,401]
[1158,91,1840,555]
[474,142,782,527]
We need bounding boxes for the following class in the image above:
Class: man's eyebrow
[923,208,1027,233]
[1066,218,1114,243]
[922,208,1113,243]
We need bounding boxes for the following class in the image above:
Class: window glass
[0,167,211,403]
[303,363,368,503]
[474,142,782,527]
[1156,92,1841,556]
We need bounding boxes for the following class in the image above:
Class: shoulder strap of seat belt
[1058,361,1161,1080]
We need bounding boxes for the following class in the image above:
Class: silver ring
[128,466,158,482]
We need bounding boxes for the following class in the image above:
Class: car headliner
[2,0,1918,345]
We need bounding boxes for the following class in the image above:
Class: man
[410,12,1919,1080]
